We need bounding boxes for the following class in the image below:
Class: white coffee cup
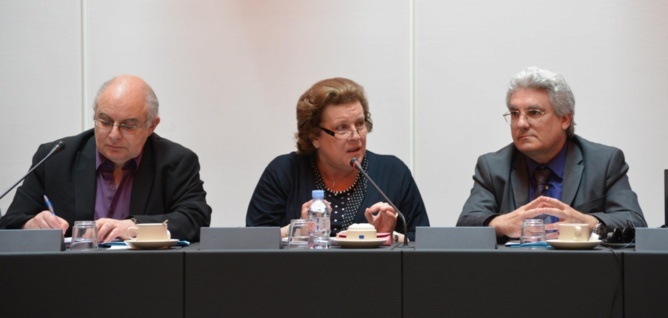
[127,223,171,241]
[558,223,591,242]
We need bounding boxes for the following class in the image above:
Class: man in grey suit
[457,67,646,241]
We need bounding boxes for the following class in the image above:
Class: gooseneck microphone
[350,157,409,246]
[0,140,66,201]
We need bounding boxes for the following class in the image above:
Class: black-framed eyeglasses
[319,125,367,140]
[503,109,550,125]
[94,118,149,135]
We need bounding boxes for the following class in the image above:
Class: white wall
[1,1,667,229]
[0,0,82,207]
[415,0,668,228]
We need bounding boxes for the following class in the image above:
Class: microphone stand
[0,141,65,201]
[350,157,410,247]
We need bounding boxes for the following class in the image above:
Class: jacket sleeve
[395,164,430,241]
[132,148,212,242]
[246,159,290,227]
[457,155,502,227]
[246,155,306,228]
[578,148,646,229]
[0,143,52,229]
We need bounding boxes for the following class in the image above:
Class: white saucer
[546,239,601,250]
[338,231,391,239]
[125,239,178,250]
[331,237,387,248]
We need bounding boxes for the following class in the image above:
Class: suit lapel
[130,137,154,215]
[74,137,97,220]
[511,151,530,209]
[561,141,583,205]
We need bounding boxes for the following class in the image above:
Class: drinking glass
[286,219,309,249]
[520,219,545,246]
[70,221,98,251]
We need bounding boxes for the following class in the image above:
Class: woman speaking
[246,77,429,242]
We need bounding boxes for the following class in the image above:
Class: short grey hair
[506,66,575,137]
[93,76,159,122]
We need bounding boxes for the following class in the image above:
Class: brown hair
[295,77,373,155]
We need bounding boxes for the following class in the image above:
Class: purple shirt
[94,152,142,220]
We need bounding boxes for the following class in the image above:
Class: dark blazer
[0,129,212,241]
[457,135,646,238]
[246,151,430,241]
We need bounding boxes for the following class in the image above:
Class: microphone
[350,157,409,246]
[0,140,66,201]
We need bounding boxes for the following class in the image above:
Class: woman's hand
[364,202,398,233]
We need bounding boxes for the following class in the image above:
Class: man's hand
[96,218,136,243]
[530,197,599,229]
[489,197,555,238]
[22,211,69,234]
[490,196,599,238]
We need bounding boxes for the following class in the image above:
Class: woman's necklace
[322,169,358,192]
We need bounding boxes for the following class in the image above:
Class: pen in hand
[43,195,56,215]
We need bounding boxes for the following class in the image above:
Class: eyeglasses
[503,109,550,125]
[94,118,149,135]
[319,124,367,140]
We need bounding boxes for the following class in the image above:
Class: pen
[43,195,56,215]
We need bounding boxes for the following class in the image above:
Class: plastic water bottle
[308,190,330,249]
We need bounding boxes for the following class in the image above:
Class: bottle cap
[312,190,325,199]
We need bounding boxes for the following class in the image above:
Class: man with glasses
[0,75,211,242]
[457,67,646,242]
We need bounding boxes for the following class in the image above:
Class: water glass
[70,221,98,251]
[286,219,309,249]
[520,219,545,246]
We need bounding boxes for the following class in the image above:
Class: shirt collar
[526,141,568,180]
[96,151,142,171]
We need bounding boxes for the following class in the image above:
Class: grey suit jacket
[457,135,646,238]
